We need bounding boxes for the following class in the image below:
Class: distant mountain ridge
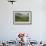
[15,13,29,16]
[15,13,22,16]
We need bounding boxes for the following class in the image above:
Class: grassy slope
[15,15,29,22]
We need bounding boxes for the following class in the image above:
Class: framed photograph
[13,11,32,25]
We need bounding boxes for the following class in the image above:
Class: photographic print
[13,11,32,25]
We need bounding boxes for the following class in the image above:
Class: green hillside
[15,13,29,22]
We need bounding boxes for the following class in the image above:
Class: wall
[0,0,46,41]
